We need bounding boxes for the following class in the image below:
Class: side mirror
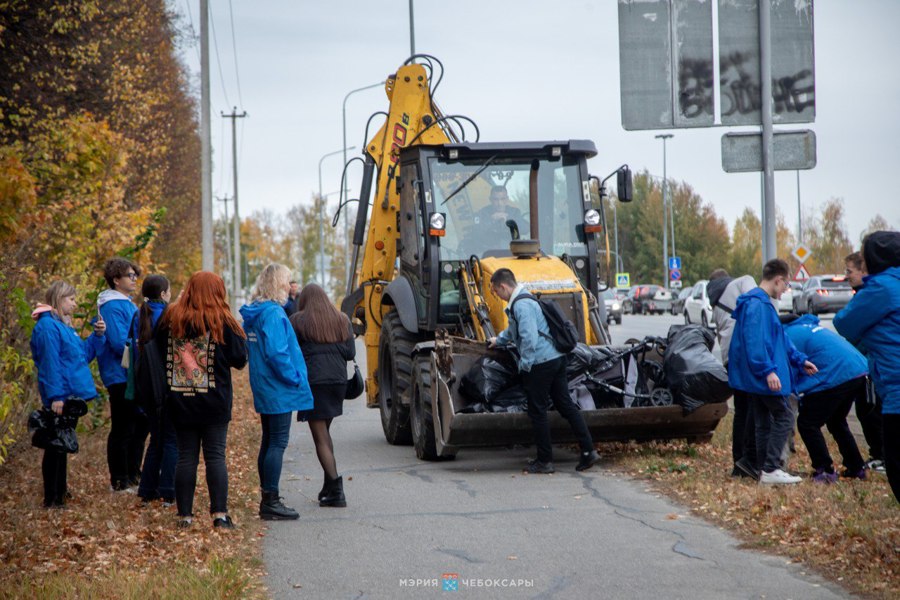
[617,166,633,202]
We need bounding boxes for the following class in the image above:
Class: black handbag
[345,361,364,399]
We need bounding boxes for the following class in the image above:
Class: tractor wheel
[411,355,450,461]
[378,310,417,445]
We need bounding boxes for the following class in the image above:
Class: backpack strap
[508,293,554,343]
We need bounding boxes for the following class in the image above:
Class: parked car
[623,284,672,315]
[776,281,801,312]
[601,289,623,325]
[684,280,715,328]
[670,287,693,315]
[793,275,855,315]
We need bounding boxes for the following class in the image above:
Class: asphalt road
[263,327,851,599]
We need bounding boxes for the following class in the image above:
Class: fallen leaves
[0,374,268,597]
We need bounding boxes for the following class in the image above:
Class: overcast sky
[174,0,900,250]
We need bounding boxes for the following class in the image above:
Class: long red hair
[161,271,246,343]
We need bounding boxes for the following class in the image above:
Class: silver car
[602,289,623,325]
[793,275,855,315]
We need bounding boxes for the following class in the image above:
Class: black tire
[378,310,416,445]
[615,316,622,325]
[411,355,449,461]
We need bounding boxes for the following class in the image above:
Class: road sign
[794,264,811,281]
[670,280,683,289]
[616,273,630,288]
[668,256,682,270]
[618,0,814,131]
[670,268,682,282]
[791,243,812,264]
[722,130,817,173]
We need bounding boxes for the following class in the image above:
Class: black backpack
[510,293,579,354]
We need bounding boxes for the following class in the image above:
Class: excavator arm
[345,61,451,407]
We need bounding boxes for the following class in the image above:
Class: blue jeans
[138,410,178,500]
[751,393,794,473]
[258,412,293,494]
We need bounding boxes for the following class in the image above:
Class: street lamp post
[319,147,356,287]
[655,133,673,289]
[342,81,386,286]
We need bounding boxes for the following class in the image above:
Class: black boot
[319,476,346,508]
[259,490,299,521]
[317,476,328,503]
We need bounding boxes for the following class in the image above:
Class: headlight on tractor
[429,212,446,236]
[584,209,602,233]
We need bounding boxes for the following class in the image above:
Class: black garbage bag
[664,324,731,415]
[459,354,519,404]
[487,385,528,413]
[27,397,86,453]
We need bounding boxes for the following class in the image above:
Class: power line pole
[217,195,232,289]
[222,108,247,310]
[655,133,673,289]
[200,0,213,270]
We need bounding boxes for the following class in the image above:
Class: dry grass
[598,413,899,599]
[0,374,268,600]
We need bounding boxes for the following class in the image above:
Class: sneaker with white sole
[865,459,886,473]
[759,469,802,485]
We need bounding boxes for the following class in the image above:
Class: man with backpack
[488,268,599,474]
[708,269,760,480]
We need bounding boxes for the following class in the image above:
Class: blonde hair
[250,263,291,305]
[45,280,76,324]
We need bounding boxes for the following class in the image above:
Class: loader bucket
[430,335,727,457]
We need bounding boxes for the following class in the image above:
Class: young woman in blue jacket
[30,280,104,508]
[132,275,175,504]
[240,264,314,521]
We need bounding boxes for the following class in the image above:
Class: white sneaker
[759,469,802,485]
[865,459,886,473]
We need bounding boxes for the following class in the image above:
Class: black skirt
[297,383,346,421]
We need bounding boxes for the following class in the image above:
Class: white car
[684,280,715,329]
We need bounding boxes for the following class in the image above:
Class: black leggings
[175,422,229,517]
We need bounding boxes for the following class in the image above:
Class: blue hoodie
[834,266,900,414]
[728,287,808,396]
[30,312,99,407]
[129,300,166,360]
[94,289,138,387]
[240,300,314,414]
[783,314,867,396]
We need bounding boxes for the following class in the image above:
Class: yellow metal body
[476,256,600,345]
[356,64,450,406]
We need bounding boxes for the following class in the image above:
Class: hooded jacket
[495,284,562,372]
[783,314,867,396]
[240,300,314,414]
[30,311,99,407]
[727,287,808,396]
[94,289,138,387]
[710,274,757,366]
[834,265,900,414]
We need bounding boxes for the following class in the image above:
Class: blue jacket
[834,266,900,414]
[94,290,138,387]
[496,285,562,372]
[30,312,99,407]
[783,314,867,396]
[728,287,808,396]
[240,300,314,414]
[129,300,166,361]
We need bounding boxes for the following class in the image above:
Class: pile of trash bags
[458,325,731,415]
[663,325,731,415]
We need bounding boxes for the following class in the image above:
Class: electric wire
[208,1,232,108]
[227,0,244,110]
[332,157,366,227]
[181,0,202,64]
